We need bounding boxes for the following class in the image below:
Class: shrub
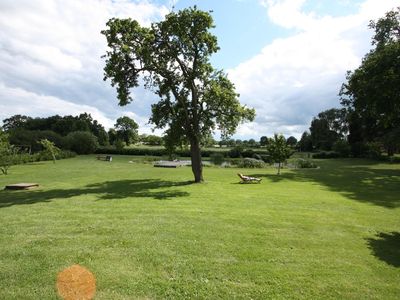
[365,142,382,159]
[8,129,64,152]
[66,131,99,154]
[332,140,351,157]
[312,151,340,159]
[210,153,225,165]
[228,146,244,158]
[295,158,318,168]
[241,149,255,158]
[237,158,265,168]
[115,139,126,151]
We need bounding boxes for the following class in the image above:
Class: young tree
[40,139,60,163]
[102,7,255,182]
[0,129,17,175]
[114,116,139,146]
[267,134,292,175]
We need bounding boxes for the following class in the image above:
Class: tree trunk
[190,137,203,183]
[277,162,281,175]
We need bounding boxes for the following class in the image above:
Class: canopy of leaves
[114,116,139,145]
[40,139,60,163]
[340,8,400,154]
[102,7,255,145]
[267,134,292,174]
[2,113,109,146]
[310,108,347,151]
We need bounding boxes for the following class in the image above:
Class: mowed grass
[0,156,399,299]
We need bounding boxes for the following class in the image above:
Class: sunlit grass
[0,156,399,299]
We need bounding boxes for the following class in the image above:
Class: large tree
[340,8,400,155]
[310,108,347,150]
[102,7,255,182]
[114,116,139,145]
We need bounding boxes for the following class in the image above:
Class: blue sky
[0,0,398,139]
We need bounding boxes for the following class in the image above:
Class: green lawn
[0,156,399,299]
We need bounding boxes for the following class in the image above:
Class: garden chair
[237,173,262,184]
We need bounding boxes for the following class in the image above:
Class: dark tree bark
[190,137,203,183]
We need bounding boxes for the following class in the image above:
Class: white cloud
[0,0,398,141]
[0,0,169,129]
[229,0,399,139]
[0,83,115,129]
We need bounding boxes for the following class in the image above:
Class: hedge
[95,146,269,158]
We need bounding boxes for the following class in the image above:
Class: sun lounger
[237,173,262,183]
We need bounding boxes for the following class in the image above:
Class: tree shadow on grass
[0,179,191,208]
[248,160,400,208]
[366,232,400,267]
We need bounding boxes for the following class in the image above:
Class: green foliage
[312,151,341,159]
[295,158,318,169]
[237,157,265,168]
[365,142,383,159]
[39,139,60,164]
[369,8,400,49]
[267,134,293,174]
[65,131,99,154]
[228,145,244,158]
[259,136,269,146]
[210,153,225,166]
[140,134,163,146]
[332,140,351,157]
[3,113,109,144]
[298,131,313,152]
[8,129,64,152]
[96,145,269,159]
[102,7,255,182]
[286,136,298,147]
[115,139,126,151]
[0,129,16,175]
[340,8,400,156]
[310,108,347,151]
[114,116,139,145]
[2,114,32,131]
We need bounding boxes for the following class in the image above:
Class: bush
[312,151,340,159]
[241,149,255,158]
[295,158,318,168]
[365,142,382,159]
[237,158,265,168]
[115,139,126,151]
[228,146,244,158]
[332,140,351,157]
[95,146,269,160]
[260,155,273,164]
[8,129,64,152]
[210,153,225,165]
[66,131,99,154]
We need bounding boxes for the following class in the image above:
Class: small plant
[40,139,60,163]
[237,158,265,168]
[295,158,318,169]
